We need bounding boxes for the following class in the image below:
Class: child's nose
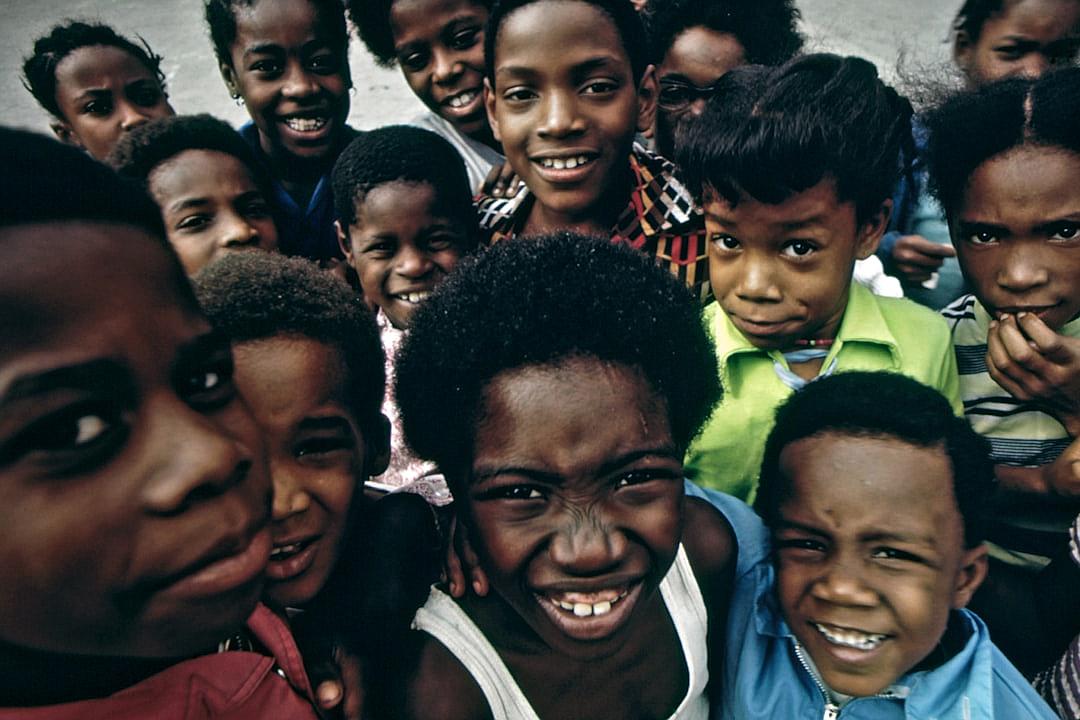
[537,93,583,138]
[1014,53,1050,79]
[281,64,320,99]
[734,258,782,302]
[118,102,152,132]
[432,50,462,85]
[220,213,261,248]
[395,246,433,277]
[270,464,313,522]
[549,513,625,575]
[811,557,878,607]
[996,245,1050,292]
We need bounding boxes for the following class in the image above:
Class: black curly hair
[394,232,720,487]
[107,114,272,200]
[643,0,803,67]
[924,67,1080,221]
[331,125,479,242]
[193,251,385,434]
[22,20,167,120]
[349,0,493,67]
[484,0,650,84]
[0,126,166,242]
[755,371,996,548]
[676,53,914,225]
[204,0,349,68]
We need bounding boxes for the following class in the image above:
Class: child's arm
[994,437,1080,497]
[402,636,494,720]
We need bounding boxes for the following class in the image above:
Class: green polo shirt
[686,282,962,502]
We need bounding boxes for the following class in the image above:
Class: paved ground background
[1,0,960,137]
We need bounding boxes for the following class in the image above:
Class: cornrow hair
[22,20,167,119]
[330,125,478,241]
[676,53,915,225]
[924,66,1080,219]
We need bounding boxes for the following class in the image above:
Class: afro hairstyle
[193,251,385,435]
[0,126,165,240]
[22,20,168,120]
[484,0,650,85]
[107,113,273,200]
[755,371,996,549]
[643,0,803,67]
[204,0,349,68]
[349,0,493,67]
[924,67,1080,221]
[394,231,721,488]
[676,53,914,225]
[331,125,479,242]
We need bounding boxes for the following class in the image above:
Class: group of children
[4,0,1080,717]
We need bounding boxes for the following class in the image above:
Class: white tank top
[412,544,710,720]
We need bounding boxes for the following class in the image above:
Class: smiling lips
[392,290,431,305]
[545,587,630,618]
[812,622,890,652]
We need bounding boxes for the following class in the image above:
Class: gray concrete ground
[1,0,959,137]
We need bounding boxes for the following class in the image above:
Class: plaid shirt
[476,144,712,304]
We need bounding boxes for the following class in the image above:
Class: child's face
[484,0,657,228]
[390,0,490,142]
[953,145,1080,330]
[702,179,884,350]
[463,358,684,658]
[773,432,987,697]
[222,0,351,162]
[955,0,1080,86]
[149,149,279,276]
[51,44,175,161]
[0,222,271,658]
[653,26,745,158]
[340,180,469,329]
[233,336,381,608]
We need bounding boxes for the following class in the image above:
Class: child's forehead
[234,0,339,46]
[495,0,629,67]
[703,177,853,230]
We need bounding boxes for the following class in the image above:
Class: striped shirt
[1033,514,1080,719]
[475,143,711,304]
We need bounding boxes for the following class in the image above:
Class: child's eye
[581,79,618,95]
[1,401,129,470]
[82,99,112,116]
[614,469,674,488]
[781,240,816,258]
[176,214,213,232]
[775,537,827,554]
[995,45,1025,61]
[308,53,340,74]
[449,28,480,51]
[239,198,271,218]
[400,51,430,73]
[871,547,922,563]
[364,240,396,256]
[503,87,537,103]
[967,230,998,245]
[710,233,739,251]
[493,485,545,501]
[178,354,236,410]
[424,234,461,252]
[295,435,354,459]
[250,59,281,75]
[1050,223,1079,241]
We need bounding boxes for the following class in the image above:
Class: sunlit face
[148,149,278,275]
[955,0,1080,86]
[222,0,351,163]
[652,26,745,158]
[51,44,175,161]
[390,0,492,145]
[773,433,987,697]
[233,337,380,608]
[0,222,271,658]
[485,0,656,234]
[952,145,1080,330]
[340,181,470,329]
[703,179,884,350]
[463,358,684,659]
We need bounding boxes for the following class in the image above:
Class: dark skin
[401,361,735,720]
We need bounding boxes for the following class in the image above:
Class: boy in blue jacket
[694,371,1056,719]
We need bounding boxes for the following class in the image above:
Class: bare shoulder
[682,495,737,591]
[403,633,494,720]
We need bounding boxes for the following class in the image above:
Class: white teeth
[270,542,304,560]
[397,291,431,304]
[447,90,479,108]
[592,600,612,616]
[573,603,592,617]
[538,155,591,170]
[283,116,328,132]
[549,589,628,618]
[813,623,887,651]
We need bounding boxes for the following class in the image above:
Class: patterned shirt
[475,144,711,304]
[1033,513,1080,719]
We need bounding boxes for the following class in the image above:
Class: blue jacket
[684,482,1058,720]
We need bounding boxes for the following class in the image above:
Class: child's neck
[0,640,177,707]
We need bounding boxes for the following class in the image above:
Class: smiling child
[716,371,1056,719]
[109,114,279,275]
[0,127,319,718]
[476,0,712,302]
[391,233,736,719]
[676,54,961,501]
[205,0,355,262]
[22,21,175,161]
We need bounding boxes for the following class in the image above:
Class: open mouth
[533,582,643,641]
[270,537,316,562]
[266,535,320,582]
[545,587,630,618]
[391,290,431,305]
[535,154,594,171]
[445,89,480,109]
[813,622,889,651]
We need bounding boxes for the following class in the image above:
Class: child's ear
[635,64,659,135]
[950,542,989,609]
[335,220,353,262]
[50,120,82,150]
[219,60,240,98]
[455,518,490,598]
[365,413,391,478]
[484,78,501,143]
[953,30,974,76]
[854,198,892,260]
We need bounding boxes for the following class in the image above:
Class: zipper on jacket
[793,641,841,720]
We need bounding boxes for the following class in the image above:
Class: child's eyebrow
[171,329,231,376]
[1033,215,1080,234]
[167,197,211,213]
[472,446,680,485]
[861,530,938,547]
[595,446,681,477]
[297,415,354,433]
[956,219,1011,236]
[569,55,624,79]
[73,88,114,101]
[0,358,133,405]
[242,43,285,58]
[774,518,830,537]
